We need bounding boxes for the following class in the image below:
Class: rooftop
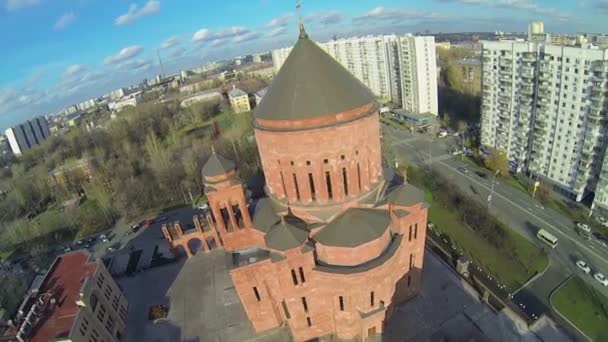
[202,151,236,178]
[313,208,390,248]
[386,183,425,207]
[255,25,375,122]
[265,216,309,251]
[228,88,247,98]
[29,251,97,342]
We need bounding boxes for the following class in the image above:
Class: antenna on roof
[296,0,308,39]
[157,49,166,79]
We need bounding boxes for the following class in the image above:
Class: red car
[142,219,155,228]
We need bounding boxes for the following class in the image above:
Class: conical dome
[254,26,375,122]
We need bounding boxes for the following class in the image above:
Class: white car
[451,149,463,156]
[576,260,591,274]
[594,272,608,286]
[577,222,590,232]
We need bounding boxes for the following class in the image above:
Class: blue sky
[0,0,606,131]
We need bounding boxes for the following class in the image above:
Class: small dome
[313,208,390,248]
[265,215,309,251]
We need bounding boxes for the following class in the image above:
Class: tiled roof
[29,251,97,342]
[254,26,375,122]
[313,208,390,247]
[202,152,235,178]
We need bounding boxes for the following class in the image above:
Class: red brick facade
[162,29,429,341]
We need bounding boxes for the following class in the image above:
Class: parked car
[157,215,169,223]
[142,219,154,228]
[475,171,487,179]
[595,272,608,286]
[437,131,448,138]
[576,260,591,274]
[106,247,116,253]
[458,167,470,174]
[453,132,460,137]
[198,202,209,211]
[451,149,463,156]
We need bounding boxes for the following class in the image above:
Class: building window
[339,296,344,311]
[342,168,348,196]
[306,317,312,327]
[370,291,375,306]
[326,171,333,199]
[298,267,306,283]
[341,155,345,160]
[280,171,287,196]
[290,161,294,166]
[410,254,415,269]
[308,173,316,201]
[291,269,299,286]
[306,160,311,165]
[408,225,413,241]
[97,304,106,321]
[105,317,114,333]
[357,163,362,191]
[253,287,261,301]
[408,275,412,287]
[301,297,308,313]
[282,300,291,319]
[324,159,329,164]
[414,223,418,239]
[293,173,300,201]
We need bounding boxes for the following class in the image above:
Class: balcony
[519,86,534,96]
[499,76,513,84]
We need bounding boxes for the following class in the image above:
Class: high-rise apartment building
[480,39,608,201]
[5,116,51,156]
[271,34,438,115]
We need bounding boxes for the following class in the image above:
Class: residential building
[528,21,544,41]
[49,157,93,186]
[162,26,428,342]
[480,39,608,201]
[228,87,251,113]
[253,54,262,63]
[12,251,128,342]
[108,95,141,113]
[5,116,51,156]
[76,98,97,112]
[457,57,482,94]
[180,90,222,108]
[271,34,438,115]
[254,87,268,106]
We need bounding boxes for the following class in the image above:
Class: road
[382,124,608,317]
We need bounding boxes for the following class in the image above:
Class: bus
[537,229,558,248]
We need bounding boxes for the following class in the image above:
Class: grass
[425,190,548,290]
[552,276,608,341]
[0,248,15,261]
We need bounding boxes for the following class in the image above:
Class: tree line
[0,98,260,255]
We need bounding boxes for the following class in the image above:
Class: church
[162,24,429,341]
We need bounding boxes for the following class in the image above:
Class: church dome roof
[254,26,376,123]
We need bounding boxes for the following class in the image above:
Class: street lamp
[487,169,500,209]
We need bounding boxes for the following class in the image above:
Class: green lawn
[552,277,608,341]
[425,190,548,290]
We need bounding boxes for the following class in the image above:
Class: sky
[0,0,606,131]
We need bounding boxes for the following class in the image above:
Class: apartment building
[271,34,438,115]
[12,251,128,342]
[228,88,251,113]
[480,39,608,201]
[5,116,51,156]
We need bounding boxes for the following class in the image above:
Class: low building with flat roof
[12,251,128,342]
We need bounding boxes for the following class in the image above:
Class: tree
[483,148,509,177]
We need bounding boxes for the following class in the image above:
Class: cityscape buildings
[162,26,428,341]
[480,35,608,203]
[10,251,128,342]
[4,116,51,156]
[271,34,438,115]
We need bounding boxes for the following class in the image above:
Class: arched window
[90,293,99,312]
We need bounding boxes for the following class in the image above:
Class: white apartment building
[481,39,608,201]
[271,34,438,115]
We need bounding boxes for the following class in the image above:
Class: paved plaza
[117,247,570,342]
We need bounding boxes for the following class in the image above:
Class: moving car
[576,222,591,240]
[594,272,608,286]
[451,149,463,156]
[458,167,470,174]
[576,260,591,274]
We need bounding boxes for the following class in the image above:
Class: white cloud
[115,1,160,26]
[54,11,76,31]
[63,64,86,77]
[192,26,249,42]
[266,13,293,28]
[233,32,260,43]
[104,45,144,64]
[5,0,42,11]
[355,7,446,22]
[161,35,180,49]
[267,27,287,37]
[305,11,344,25]
[170,46,187,58]
[210,39,225,47]
[437,0,571,20]
[119,59,151,71]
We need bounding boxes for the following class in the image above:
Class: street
[383,124,608,316]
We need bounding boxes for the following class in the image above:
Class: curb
[548,276,593,342]
[513,257,552,295]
